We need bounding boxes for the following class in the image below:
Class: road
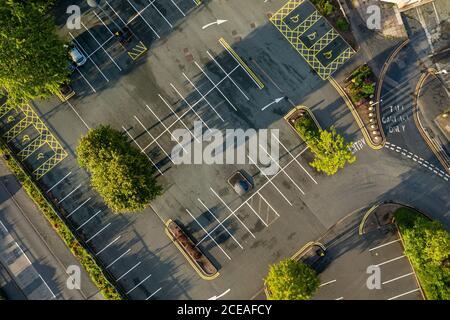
[0,160,101,300]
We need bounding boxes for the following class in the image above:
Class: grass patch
[394,208,450,300]
[0,141,122,300]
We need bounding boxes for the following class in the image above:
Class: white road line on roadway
[106,249,131,269]
[15,242,32,265]
[388,288,420,300]
[66,100,91,130]
[96,236,121,256]
[47,172,72,193]
[335,296,344,300]
[117,261,142,281]
[369,239,401,251]
[0,220,8,232]
[186,209,231,260]
[38,274,57,299]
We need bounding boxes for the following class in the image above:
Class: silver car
[69,46,87,67]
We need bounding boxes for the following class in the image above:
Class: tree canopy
[77,125,162,213]
[395,208,450,300]
[0,0,70,104]
[264,259,319,300]
[309,126,356,175]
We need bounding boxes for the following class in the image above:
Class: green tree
[77,125,162,213]
[309,126,356,175]
[264,259,319,300]
[0,0,70,104]
[395,208,450,300]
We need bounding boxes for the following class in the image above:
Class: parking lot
[5,0,409,300]
[314,224,423,300]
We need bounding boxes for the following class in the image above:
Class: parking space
[0,103,68,180]
[313,225,423,300]
[270,0,355,80]
[67,0,200,93]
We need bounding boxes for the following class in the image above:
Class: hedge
[0,142,122,300]
[394,208,450,300]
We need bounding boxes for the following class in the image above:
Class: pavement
[0,160,101,300]
[312,208,422,300]
[0,0,448,300]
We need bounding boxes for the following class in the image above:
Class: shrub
[0,142,121,299]
[265,259,319,300]
[394,208,450,300]
[336,17,350,31]
[77,125,162,213]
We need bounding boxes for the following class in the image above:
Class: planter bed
[344,65,383,145]
[165,219,218,280]
[285,106,322,143]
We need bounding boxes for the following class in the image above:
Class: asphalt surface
[0,160,101,300]
[0,0,447,300]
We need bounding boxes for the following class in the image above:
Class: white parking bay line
[382,272,414,285]
[186,209,231,260]
[198,198,244,249]
[77,210,102,231]
[117,261,142,281]
[149,0,173,28]
[75,68,96,93]
[67,197,91,218]
[247,155,293,206]
[206,51,249,101]
[86,223,111,243]
[145,287,162,300]
[15,242,32,265]
[272,134,317,184]
[126,274,152,295]
[96,236,121,256]
[194,61,238,111]
[106,249,131,269]
[369,239,401,251]
[376,255,406,267]
[170,0,185,16]
[319,279,337,287]
[387,288,420,300]
[47,172,72,193]
[126,0,160,38]
[58,184,82,203]
[210,188,256,238]
[123,126,164,176]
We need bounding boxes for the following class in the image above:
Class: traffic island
[165,219,219,281]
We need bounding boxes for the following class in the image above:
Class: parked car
[227,170,253,196]
[69,46,87,67]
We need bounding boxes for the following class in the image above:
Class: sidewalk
[416,72,450,169]
[0,160,102,300]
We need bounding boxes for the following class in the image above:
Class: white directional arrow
[261,97,284,111]
[202,19,228,30]
[208,288,231,300]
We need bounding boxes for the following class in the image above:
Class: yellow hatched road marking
[270,0,355,80]
[1,104,67,179]
[128,41,148,61]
